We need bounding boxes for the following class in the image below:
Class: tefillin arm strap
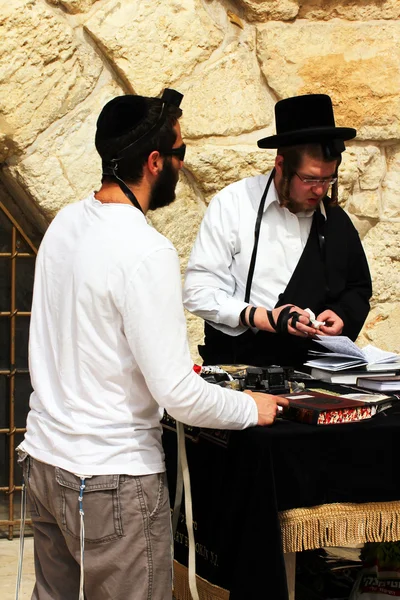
[107,89,184,213]
[244,169,275,304]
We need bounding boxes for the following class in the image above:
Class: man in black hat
[18,90,288,600]
[183,94,372,368]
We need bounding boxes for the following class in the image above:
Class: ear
[146,150,163,176]
[275,154,284,177]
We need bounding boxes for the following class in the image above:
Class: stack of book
[304,336,400,385]
[356,375,400,393]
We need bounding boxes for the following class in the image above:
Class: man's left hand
[316,310,344,336]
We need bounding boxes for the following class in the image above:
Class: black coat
[199,203,372,368]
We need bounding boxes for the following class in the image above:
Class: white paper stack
[304,336,400,372]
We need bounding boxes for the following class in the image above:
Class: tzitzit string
[176,422,199,600]
[15,480,27,600]
[78,478,86,600]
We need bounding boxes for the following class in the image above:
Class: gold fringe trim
[279,501,400,553]
[173,560,230,600]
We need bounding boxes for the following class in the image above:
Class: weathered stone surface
[358,303,400,354]
[180,40,274,138]
[338,146,359,206]
[234,0,299,21]
[357,146,386,191]
[347,190,380,220]
[6,81,122,219]
[363,222,400,305]
[299,0,400,21]
[185,310,204,364]
[47,0,99,14]
[147,174,206,274]
[0,0,102,160]
[256,21,400,141]
[382,145,400,218]
[346,214,376,241]
[185,144,275,202]
[342,146,385,218]
[84,0,224,97]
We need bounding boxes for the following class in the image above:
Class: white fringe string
[15,481,27,600]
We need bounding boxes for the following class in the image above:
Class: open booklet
[304,335,400,371]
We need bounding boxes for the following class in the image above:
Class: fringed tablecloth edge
[279,500,400,553]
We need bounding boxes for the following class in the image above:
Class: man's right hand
[244,390,289,426]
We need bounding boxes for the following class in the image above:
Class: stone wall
[1,0,399,361]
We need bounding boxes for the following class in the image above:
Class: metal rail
[0,200,38,539]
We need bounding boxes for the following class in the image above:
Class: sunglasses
[164,143,186,162]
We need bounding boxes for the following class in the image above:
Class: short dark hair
[277,143,341,206]
[95,97,182,185]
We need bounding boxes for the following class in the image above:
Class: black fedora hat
[257,94,356,149]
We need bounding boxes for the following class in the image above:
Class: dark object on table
[244,365,292,394]
[296,549,362,600]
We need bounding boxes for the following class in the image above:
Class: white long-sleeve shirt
[21,193,257,476]
[183,173,322,336]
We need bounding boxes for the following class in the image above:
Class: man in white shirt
[19,89,288,600]
[183,94,372,368]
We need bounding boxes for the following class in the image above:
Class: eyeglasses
[163,143,186,162]
[294,171,337,187]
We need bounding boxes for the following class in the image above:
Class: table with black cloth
[162,397,400,600]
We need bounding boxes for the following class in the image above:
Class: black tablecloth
[163,401,400,600]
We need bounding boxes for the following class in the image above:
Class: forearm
[239,305,276,333]
[152,368,258,430]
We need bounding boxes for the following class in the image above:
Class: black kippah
[95,95,150,145]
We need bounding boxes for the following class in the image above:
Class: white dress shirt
[21,193,257,476]
[183,173,324,336]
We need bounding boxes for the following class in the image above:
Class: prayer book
[310,367,398,385]
[356,375,400,392]
[304,336,400,372]
[279,390,394,426]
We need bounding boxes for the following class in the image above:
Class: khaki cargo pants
[20,453,173,600]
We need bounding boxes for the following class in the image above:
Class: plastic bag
[350,542,400,599]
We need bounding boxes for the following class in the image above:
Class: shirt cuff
[218,298,250,329]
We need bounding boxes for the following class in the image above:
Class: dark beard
[148,158,179,211]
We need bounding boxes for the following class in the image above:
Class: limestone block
[382,145,400,218]
[357,146,385,191]
[299,0,400,21]
[234,0,299,21]
[84,0,223,97]
[185,310,204,365]
[184,144,275,202]
[0,133,11,164]
[47,0,99,14]
[337,146,358,206]
[180,41,274,138]
[363,222,400,305]
[0,0,102,159]
[346,214,376,241]
[147,174,206,274]
[343,146,385,219]
[358,304,400,354]
[7,82,122,219]
[256,21,400,141]
[347,190,380,220]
